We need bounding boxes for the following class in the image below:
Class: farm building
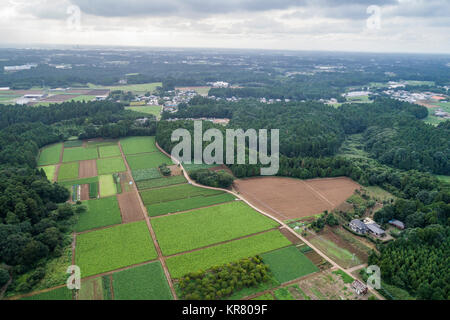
[389,219,405,230]
[366,223,385,237]
[349,219,368,234]
[352,280,368,295]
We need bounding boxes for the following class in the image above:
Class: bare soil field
[87,89,110,95]
[66,89,92,94]
[79,160,98,178]
[119,172,133,193]
[117,192,145,223]
[168,165,182,176]
[41,94,79,102]
[234,177,361,221]
[80,184,90,201]
[279,228,303,245]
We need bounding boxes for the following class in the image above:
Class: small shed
[352,280,368,295]
[389,219,405,230]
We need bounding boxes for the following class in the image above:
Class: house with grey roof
[349,219,368,234]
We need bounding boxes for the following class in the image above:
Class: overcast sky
[1,0,449,53]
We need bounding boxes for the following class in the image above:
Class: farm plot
[22,287,73,300]
[117,192,145,223]
[38,143,63,166]
[120,136,157,155]
[64,139,83,148]
[63,147,98,162]
[40,165,56,181]
[234,177,361,221]
[99,175,117,198]
[132,168,162,181]
[112,262,173,300]
[137,175,187,190]
[152,202,280,255]
[126,152,171,170]
[75,197,122,232]
[58,162,79,181]
[261,246,319,284]
[165,230,291,279]
[97,157,126,175]
[140,184,223,205]
[309,235,361,269]
[78,159,97,178]
[146,193,236,217]
[126,106,162,120]
[99,145,121,158]
[78,277,111,300]
[75,221,157,277]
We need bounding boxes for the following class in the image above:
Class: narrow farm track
[118,141,178,300]
[155,142,385,301]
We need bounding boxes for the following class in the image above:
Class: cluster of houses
[350,217,405,238]
[4,63,38,72]
[166,117,230,126]
[434,108,450,119]
[383,89,447,104]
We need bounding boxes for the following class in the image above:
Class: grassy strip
[59,176,99,187]
[64,140,83,148]
[137,175,187,190]
[132,168,162,181]
[38,143,63,166]
[140,184,223,205]
[22,287,73,300]
[89,182,98,199]
[102,276,112,300]
[332,270,354,284]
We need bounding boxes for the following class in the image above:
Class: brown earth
[80,184,90,201]
[79,159,98,178]
[40,94,79,102]
[210,164,234,175]
[117,192,145,223]
[234,177,361,221]
[87,89,110,96]
[168,165,182,176]
[280,227,303,245]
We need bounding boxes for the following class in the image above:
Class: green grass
[365,186,396,201]
[64,140,83,148]
[75,221,157,277]
[38,143,63,166]
[147,193,236,217]
[112,262,173,300]
[99,175,117,198]
[152,202,280,255]
[252,293,275,300]
[165,230,291,278]
[59,176,99,187]
[126,106,162,119]
[436,175,450,184]
[140,184,223,205]
[62,147,98,162]
[120,136,158,155]
[58,162,79,181]
[126,152,171,170]
[75,197,122,232]
[97,157,126,175]
[98,145,121,158]
[69,95,96,102]
[274,287,295,300]
[89,182,98,199]
[40,165,56,181]
[291,284,311,300]
[132,168,162,181]
[136,175,187,190]
[332,270,354,284]
[78,277,106,300]
[310,237,361,268]
[183,162,218,172]
[89,82,162,93]
[22,287,73,300]
[261,246,319,284]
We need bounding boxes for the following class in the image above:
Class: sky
[0,0,449,54]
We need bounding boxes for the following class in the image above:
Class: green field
[97,157,126,175]
[436,175,450,184]
[120,136,158,155]
[365,186,396,201]
[22,287,73,300]
[132,168,162,181]
[69,95,96,102]
[126,106,162,120]
[59,176,99,187]
[112,262,173,300]
[89,82,162,93]
[126,152,171,170]
[273,287,295,300]
[252,293,275,300]
[182,162,218,172]
[64,140,83,148]
[140,184,223,205]
[38,143,63,166]
[310,236,361,268]
[152,202,280,255]
[99,145,121,158]
[137,175,187,190]
[147,193,236,217]
[62,147,98,162]
[75,221,157,277]
[78,277,111,300]
[165,230,291,278]
[261,246,319,284]
[58,162,79,181]
[75,197,122,232]
[40,165,57,181]
[99,175,117,198]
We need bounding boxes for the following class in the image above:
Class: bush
[0,268,9,287]
[190,169,234,188]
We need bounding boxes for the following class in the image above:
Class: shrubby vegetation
[190,169,234,188]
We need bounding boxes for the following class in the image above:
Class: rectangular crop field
[75,197,122,232]
[99,145,121,158]
[78,277,111,300]
[147,193,236,217]
[59,176,99,187]
[120,136,157,155]
[58,162,79,181]
[165,230,291,278]
[132,168,162,181]
[23,287,73,300]
[112,262,173,300]
[140,184,223,205]
[40,165,56,181]
[99,175,117,198]
[126,152,171,170]
[136,175,187,190]
[152,202,279,255]
[64,140,83,148]
[62,147,98,162]
[75,221,157,277]
[261,246,319,284]
[97,157,126,175]
[38,143,63,166]
[126,106,162,120]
